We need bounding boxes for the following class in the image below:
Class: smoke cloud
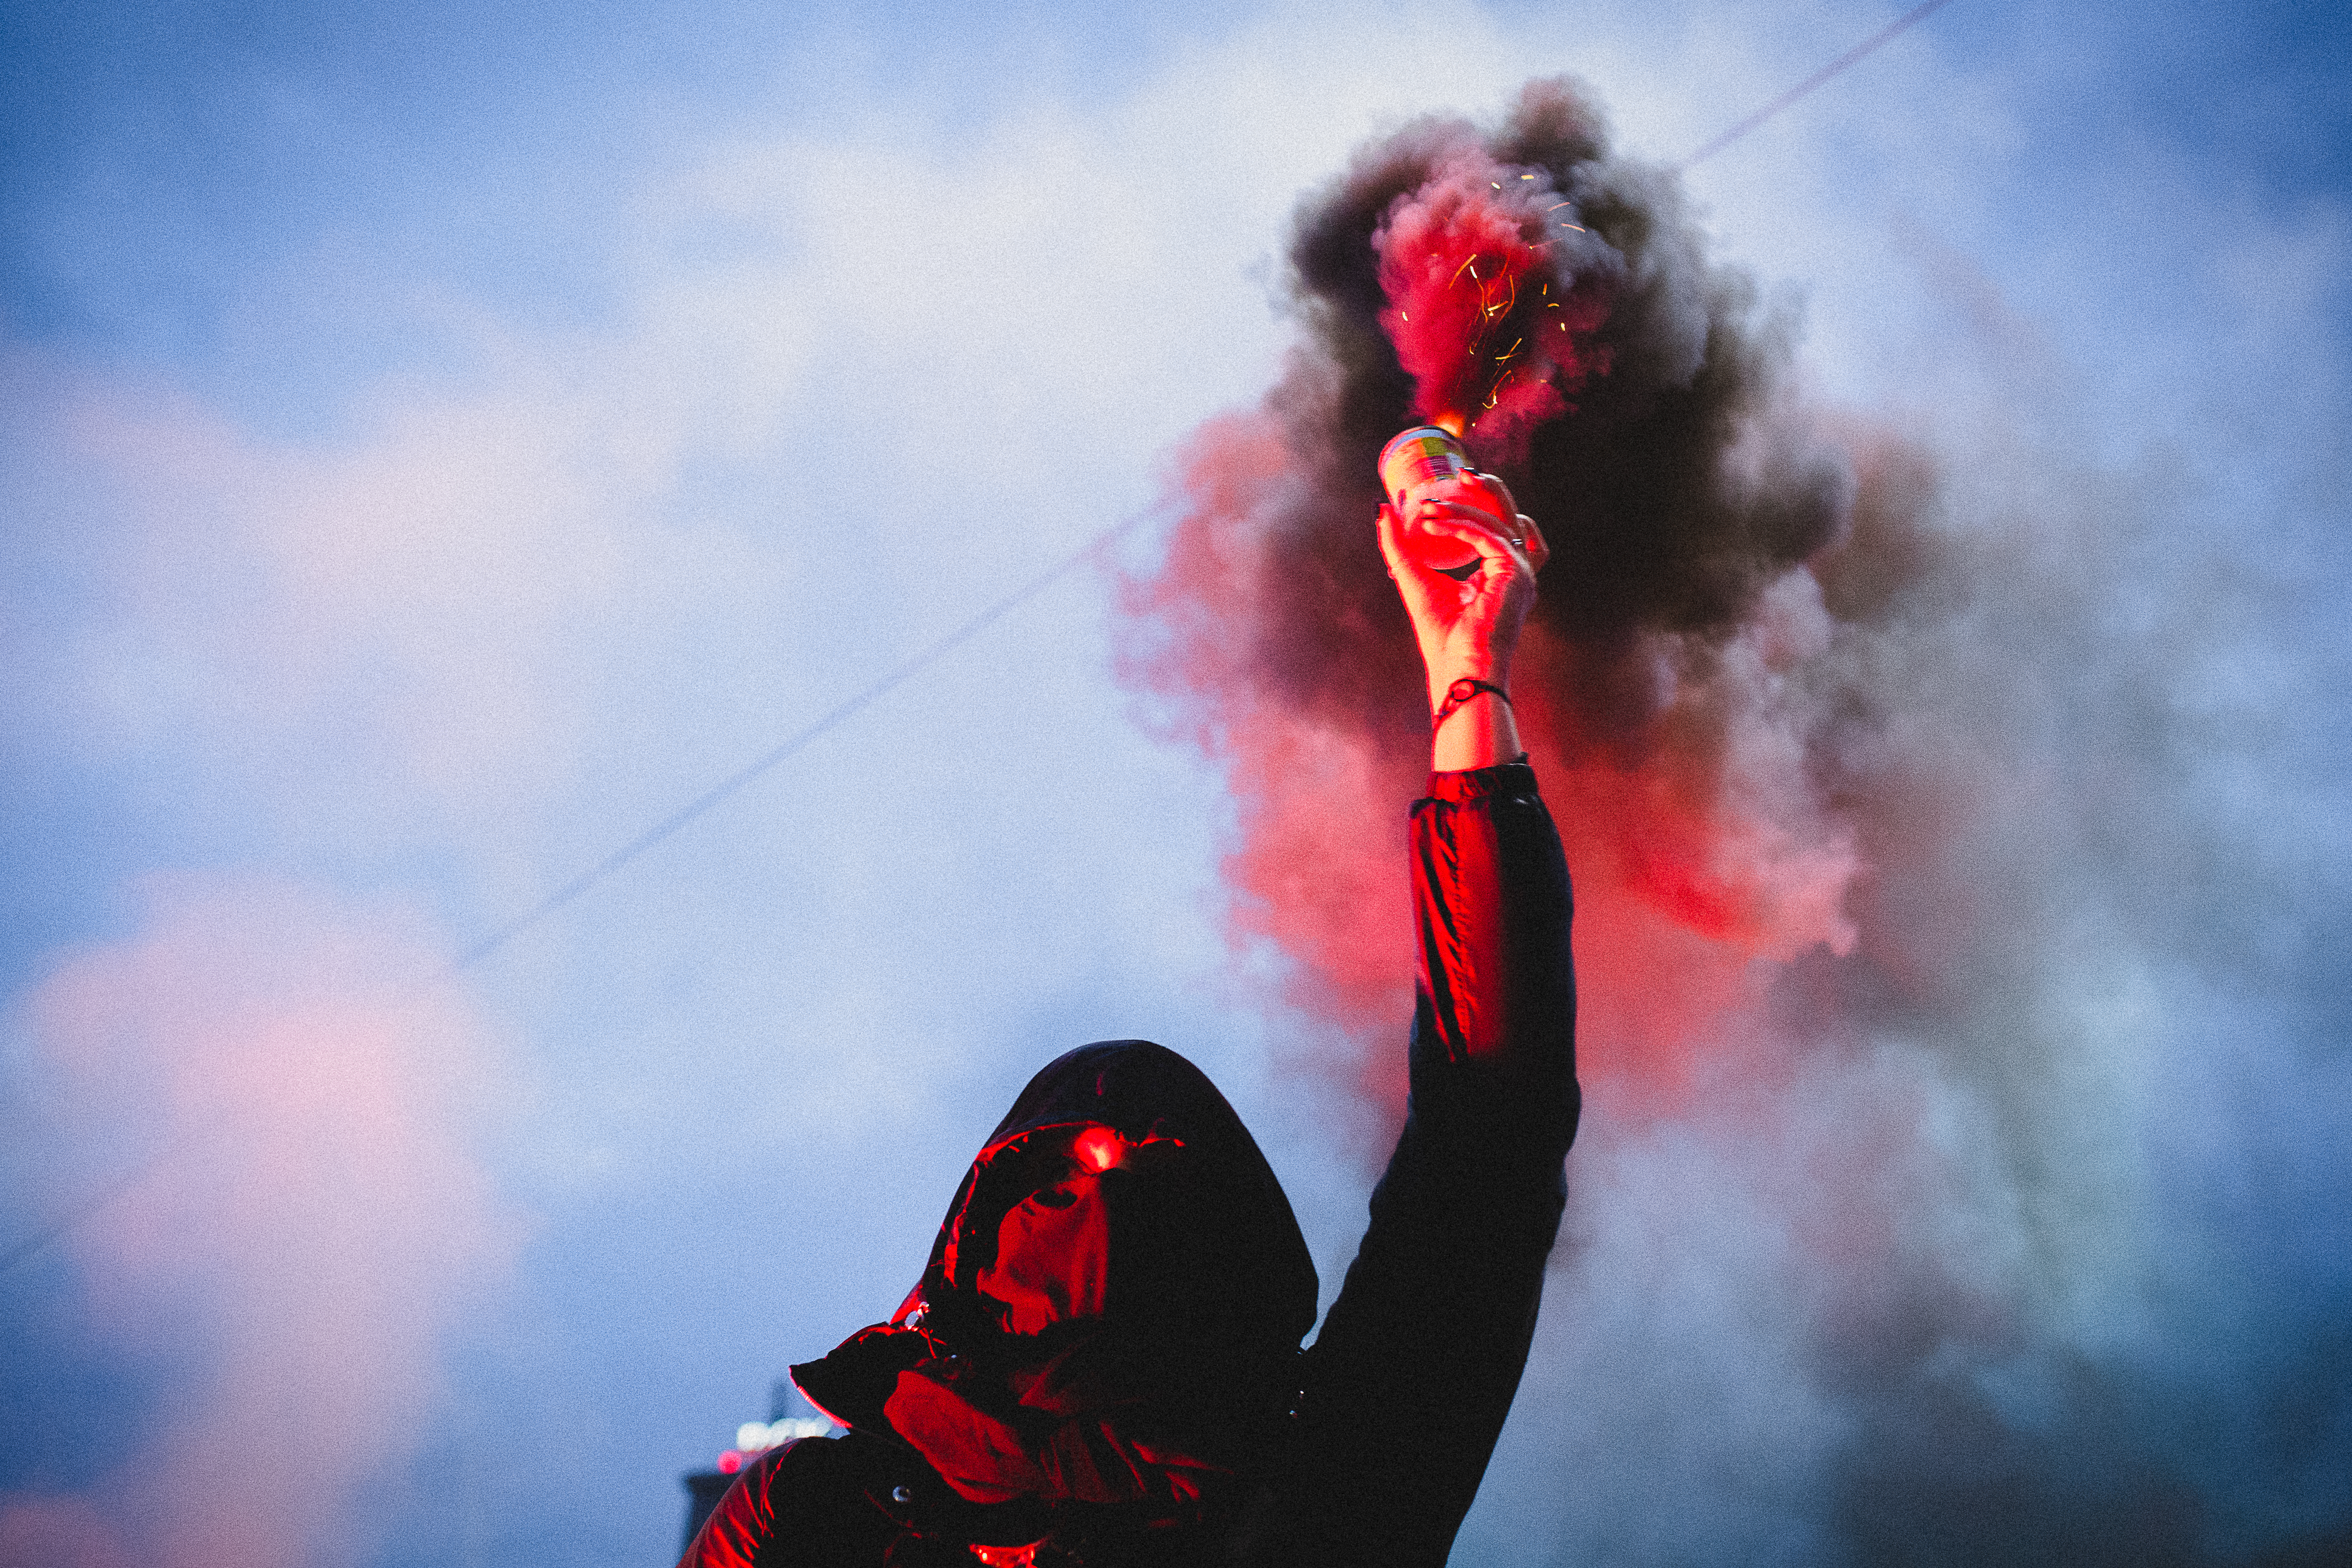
[1116,76,2352,1564]
[1121,77,1862,1095]
[5,9,2342,1562]
[0,878,520,1568]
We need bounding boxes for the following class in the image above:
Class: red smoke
[2,877,519,1568]
[1118,417,1421,1103]
[0,1497,133,1568]
[1120,85,2331,1567]
[1115,82,1874,1115]
[1121,421,1858,1109]
[1374,151,1613,461]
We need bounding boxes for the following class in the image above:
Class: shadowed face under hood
[793,1041,1319,1517]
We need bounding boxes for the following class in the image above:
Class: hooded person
[681,475,1579,1568]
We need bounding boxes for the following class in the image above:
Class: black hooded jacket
[680,759,1578,1567]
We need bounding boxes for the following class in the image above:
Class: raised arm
[1272,475,1579,1568]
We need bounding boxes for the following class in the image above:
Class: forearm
[1280,767,1576,1565]
[1409,761,1577,1093]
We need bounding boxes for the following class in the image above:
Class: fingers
[1412,498,1534,574]
[1381,488,1543,692]
[1516,511,1551,572]
[1458,470,1548,574]
[1376,501,1445,623]
[1473,470,1521,524]
[1374,500,1407,578]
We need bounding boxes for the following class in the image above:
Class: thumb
[1375,503,1443,625]
[1374,501,1408,579]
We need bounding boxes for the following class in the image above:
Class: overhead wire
[432,0,1966,969]
[2,0,1958,1274]
[446,516,1146,976]
[1679,0,1961,169]
[0,519,1144,1277]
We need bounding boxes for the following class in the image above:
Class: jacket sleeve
[1279,757,1579,1567]
[674,1437,905,1568]
[675,1447,783,1568]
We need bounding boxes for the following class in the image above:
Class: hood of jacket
[791,1041,1318,1526]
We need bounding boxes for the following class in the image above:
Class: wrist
[1430,688,1522,771]
[1431,677,1509,728]
[1426,661,1507,709]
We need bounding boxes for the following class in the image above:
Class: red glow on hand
[1072,1126,1124,1173]
[716,1450,744,1474]
[1115,416,1869,1110]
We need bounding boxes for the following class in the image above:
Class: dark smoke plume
[1113,75,2352,1566]
[1119,78,1869,1091]
[1281,77,1847,731]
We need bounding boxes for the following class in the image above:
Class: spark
[1476,271,1516,324]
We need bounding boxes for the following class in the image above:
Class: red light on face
[716,1450,744,1474]
[1072,1126,1123,1174]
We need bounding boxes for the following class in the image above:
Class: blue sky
[3,2,2348,1566]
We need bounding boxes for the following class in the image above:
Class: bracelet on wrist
[1432,677,1511,732]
